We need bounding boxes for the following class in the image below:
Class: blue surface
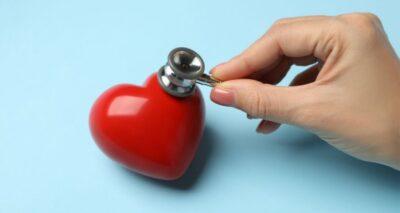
[1,0,400,212]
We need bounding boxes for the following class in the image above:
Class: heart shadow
[119,125,216,190]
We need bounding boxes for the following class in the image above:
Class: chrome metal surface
[158,47,220,97]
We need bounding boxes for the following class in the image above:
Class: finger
[291,55,318,66]
[211,79,316,126]
[252,56,318,85]
[290,64,321,86]
[211,16,334,81]
[248,57,292,84]
[256,120,281,134]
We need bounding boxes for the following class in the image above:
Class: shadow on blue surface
[119,125,216,190]
[117,125,400,192]
[280,130,400,191]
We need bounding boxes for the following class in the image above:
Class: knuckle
[268,18,289,34]
[339,12,379,25]
[364,12,380,23]
[247,91,264,117]
[273,18,290,26]
[246,90,269,118]
[337,13,382,41]
[240,55,256,73]
[247,89,280,119]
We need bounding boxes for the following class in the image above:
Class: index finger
[211,16,335,81]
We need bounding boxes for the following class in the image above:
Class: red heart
[89,73,205,180]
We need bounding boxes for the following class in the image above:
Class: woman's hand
[210,13,400,170]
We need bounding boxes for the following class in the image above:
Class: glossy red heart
[89,73,205,180]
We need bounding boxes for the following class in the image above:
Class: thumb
[210,79,315,126]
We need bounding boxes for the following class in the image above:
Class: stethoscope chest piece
[158,47,219,97]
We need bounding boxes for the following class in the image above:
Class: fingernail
[210,68,216,75]
[210,87,234,106]
[256,121,268,134]
[256,120,280,134]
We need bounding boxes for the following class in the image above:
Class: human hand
[210,13,400,170]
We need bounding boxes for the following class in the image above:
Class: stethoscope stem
[196,74,220,87]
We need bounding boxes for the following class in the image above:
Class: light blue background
[1,0,399,212]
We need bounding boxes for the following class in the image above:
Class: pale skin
[210,13,400,170]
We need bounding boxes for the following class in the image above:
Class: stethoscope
[157,47,220,97]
